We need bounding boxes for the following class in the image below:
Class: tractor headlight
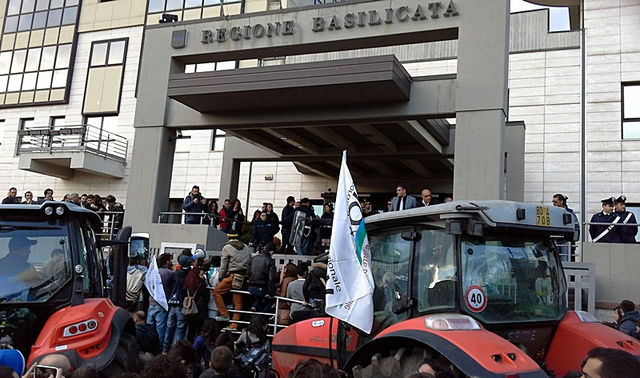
[424,314,481,331]
[55,206,65,215]
[44,206,54,216]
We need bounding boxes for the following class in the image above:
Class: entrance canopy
[167,54,454,181]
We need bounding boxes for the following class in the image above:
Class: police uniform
[589,197,616,243]
[613,195,638,244]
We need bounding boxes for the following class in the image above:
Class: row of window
[0,69,68,92]
[4,5,78,33]
[7,0,78,15]
[0,44,71,75]
[148,0,240,13]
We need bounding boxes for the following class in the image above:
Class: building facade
[0,0,639,245]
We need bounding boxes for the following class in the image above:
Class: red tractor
[272,201,640,377]
[0,202,137,374]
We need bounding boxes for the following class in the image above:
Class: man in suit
[390,185,417,211]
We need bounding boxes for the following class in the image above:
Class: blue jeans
[147,304,168,345]
[248,286,271,313]
[164,305,186,352]
[296,238,310,255]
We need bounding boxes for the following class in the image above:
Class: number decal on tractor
[465,285,487,313]
[536,206,550,226]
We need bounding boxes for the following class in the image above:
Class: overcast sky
[511,0,570,31]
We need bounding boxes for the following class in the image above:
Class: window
[460,235,566,323]
[89,39,127,67]
[3,0,77,32]
[184,60,237,73]
[369,227,411,332]
[622,83,640,139]
[0,44,72,94]
[148,0,239,13]
[84,116,118,156]
[211,129,226,151]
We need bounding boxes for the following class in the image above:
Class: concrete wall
[583,2,640,216]
[582,242,640,307]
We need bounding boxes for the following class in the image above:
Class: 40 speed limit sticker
[464,285,487,313]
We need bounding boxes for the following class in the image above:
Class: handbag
[231,273,245,290]
[182,289,198,315]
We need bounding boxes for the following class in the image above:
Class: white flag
[144,254,168,311]
[325,151,375,334]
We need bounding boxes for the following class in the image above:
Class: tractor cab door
[337,226,414,367]
[69,217,104,303]
[337,224,458,369]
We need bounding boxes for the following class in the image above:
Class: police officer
[613,195,638,243]
[589,197,616,243]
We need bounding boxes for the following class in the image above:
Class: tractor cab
[0,202,136,375]
[0,202,104,357]
[274,201,635,377]
[338,201,573,366]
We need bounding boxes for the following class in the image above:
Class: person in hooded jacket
[616,300,640,338]
[213,236,251,329]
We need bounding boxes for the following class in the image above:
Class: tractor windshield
[460,235,566,323]
[0,224,72,303]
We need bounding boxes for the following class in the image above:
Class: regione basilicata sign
[312,1,459,32]
[194,1,459,47]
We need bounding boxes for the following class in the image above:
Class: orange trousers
[213,275,243,324]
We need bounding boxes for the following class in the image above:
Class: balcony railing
[17,124,128,162]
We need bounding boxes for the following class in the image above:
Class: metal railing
[96,210,125,240]
[157,211,253,230]
[563,262,596,314]
[17,124,128,162]
[224,289,306,337]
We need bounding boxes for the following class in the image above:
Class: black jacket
[303,262,327,302]
[136,322,160,354]
[281,205,295,230]
[247,251,277,295]
[251,219,272,246]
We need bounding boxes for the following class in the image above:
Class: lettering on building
[312,1,459,32]
[201,21,295,44]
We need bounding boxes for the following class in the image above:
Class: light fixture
[159,13,178,24]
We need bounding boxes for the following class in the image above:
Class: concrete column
[453,0,510,200]
[218,136,280,201]
[124,127,177,231]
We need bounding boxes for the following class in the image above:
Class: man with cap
[589,197,617,243]
[612,195,638,244]
[0,236,39,283]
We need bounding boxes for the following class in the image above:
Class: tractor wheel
[100,331,139,377]
[351,346,463,378]
[351,347,427,378]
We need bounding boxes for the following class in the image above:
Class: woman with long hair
[228,199,245,235]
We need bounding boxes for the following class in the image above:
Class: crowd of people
[2,187,126,235]
[181,185,449,257]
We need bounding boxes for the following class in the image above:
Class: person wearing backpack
[126,256,148,312]
[164,251,191,353]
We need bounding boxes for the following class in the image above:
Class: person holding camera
[183,185,205,224]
